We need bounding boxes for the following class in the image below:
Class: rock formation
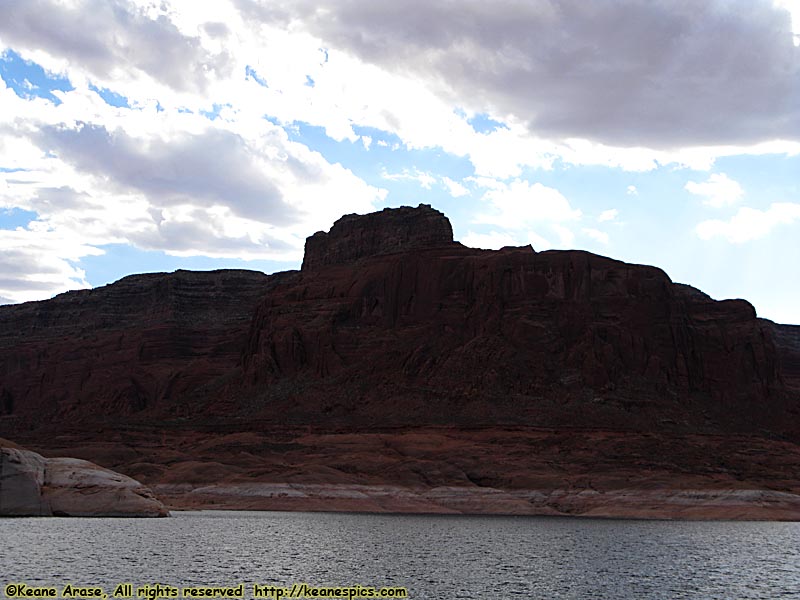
[0,204,799,519]
[244,209,796,437]
[301,204,454,270]
[0,268,276,420]
[0,438,168,517]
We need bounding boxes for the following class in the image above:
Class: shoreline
[153,483,800,521]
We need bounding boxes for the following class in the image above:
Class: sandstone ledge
[153,483,800,521]
[0,439,168,517]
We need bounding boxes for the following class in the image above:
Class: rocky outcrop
[0,269,279,422]
[1,207,794,436]
[301,204,454,271]
[0,439,48,515]
[0,205,799,520]
[772,323,800,394]
[245,239,794,436]
[0,438,168,517]
[39,427,800,520]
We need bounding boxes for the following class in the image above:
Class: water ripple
[0,512,798,599]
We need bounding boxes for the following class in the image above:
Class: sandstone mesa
[1,204,799,519]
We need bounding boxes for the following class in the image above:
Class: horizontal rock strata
[153,483,800,521]
[1,205,799,520]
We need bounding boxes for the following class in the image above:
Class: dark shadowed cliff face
[0,205,796,436]
[772,323,800,395]
[0,269,282,422]
[244,235,794,435]
[301,204,454,271]
[1,205,800,518]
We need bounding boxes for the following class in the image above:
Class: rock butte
[1,204,799,519]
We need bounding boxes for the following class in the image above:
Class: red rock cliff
[245,227,794,436]
[0,206,796,439]
[0,269,277,423]
[301,204,454,271]
[2,205,800,519]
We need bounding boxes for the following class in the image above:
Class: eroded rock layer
[301,204,453,271]
[0,269,277,421]
[245,241,796,436]
[1,205,799,519]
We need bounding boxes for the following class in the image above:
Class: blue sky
[0,0,799,324]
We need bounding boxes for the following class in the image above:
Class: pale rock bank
[152,482,800,520]
[0,439,168,517]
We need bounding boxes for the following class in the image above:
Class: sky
[0,0,799,324]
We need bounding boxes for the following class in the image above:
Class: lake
[1,511,798,599]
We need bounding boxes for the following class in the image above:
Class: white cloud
[696,203,800,243]
[442,176,469,198]
[461,230,521,250]
[1,0,798,311]
[598,209,619,223]
[475,179,581,230]
[527,230,554,251]
[626,185,638,196]
[266,0,800,149]
[465,176,507,190]
[0,0,234,97]
[35,123,291,223]
[774,0,800,43]
[551,224,576,248]
[582,228,610,244]
[0,43,387,301]
[685,173,744,208]
[382,168,437,189]
[3,0,798,186]
[0,226,102,303]
[226,0,800,175]
[461,228,555,251]
[1,105,384,256]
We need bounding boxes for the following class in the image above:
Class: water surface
[1,511,798,599]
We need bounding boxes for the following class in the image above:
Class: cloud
[382,168,437,189]
[461,230,520,250]
[465,176,509,190]
[129,206,295,257]
[685,173,744,208]
[466,178,581,250]
[551,224,575,248]
[0,226,101,303]
[461,228,556,251]
[0,64,386,303]
[0,0,232,94]
[35,123,297,223]
[774,0,800,43]
[474,179,581,229]
[442,176,469,198]
[0,5,401,304]
[582,228,610,244]
[598,209,619,222]
[1,0,797,312]
[696,202,800,242]
[626,185,638,196]
[260,0,800,149]
[4,0,799,184]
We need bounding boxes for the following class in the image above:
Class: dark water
[1,511,799,599]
